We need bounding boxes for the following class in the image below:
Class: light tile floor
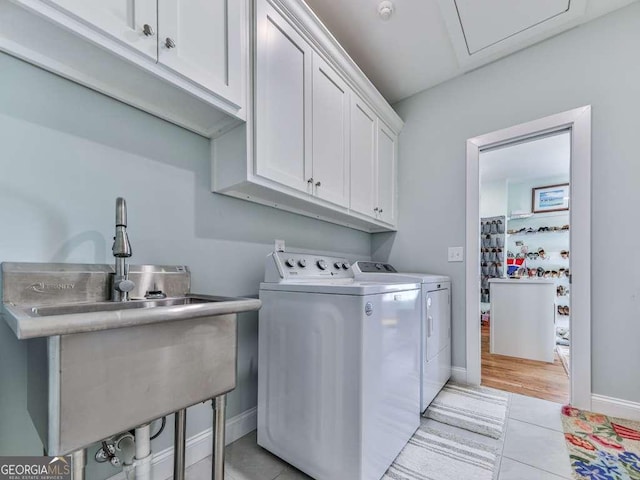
[180,392,572,480]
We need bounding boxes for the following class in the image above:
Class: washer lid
[259,279,420,295]
[352,261,450,284]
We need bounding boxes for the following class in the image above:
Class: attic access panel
[454,0,570,54]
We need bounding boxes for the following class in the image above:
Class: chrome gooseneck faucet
[112,197,135,301]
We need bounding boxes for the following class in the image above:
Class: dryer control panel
[264,252,354,282]
[353,261,398,273]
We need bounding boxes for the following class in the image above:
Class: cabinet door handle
[315,181,321,187]
[379,208,383,214]
[165,37,176,49]
[142,24,155,36]
[374,207,379,212]
[428,315,434,337]
[307,178,313,184]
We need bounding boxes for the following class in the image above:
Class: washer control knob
[317,260,328,270]
[285,258,296,268]
[342,262,350,270]
[298,259,307,268]
[334,262,342,270]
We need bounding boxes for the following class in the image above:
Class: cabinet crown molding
[270,0,404,133]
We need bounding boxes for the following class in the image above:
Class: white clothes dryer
[352,261,452,412]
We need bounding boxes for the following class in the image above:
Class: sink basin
[4,293,260,339]
[29,296,215,315]
[1,262,261,456]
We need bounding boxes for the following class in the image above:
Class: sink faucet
[112,197,135,301]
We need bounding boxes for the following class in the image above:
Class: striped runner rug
[383,422,499,480]
[424,383,509,439]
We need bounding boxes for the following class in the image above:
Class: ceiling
[304,0,638,103]
[480,131,570,184]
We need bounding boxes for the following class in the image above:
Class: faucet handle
[116,279,135,293]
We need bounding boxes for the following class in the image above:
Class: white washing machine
[258,252,421,480]
[352,262,452,412]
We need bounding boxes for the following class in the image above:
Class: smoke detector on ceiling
[378,1,394,21]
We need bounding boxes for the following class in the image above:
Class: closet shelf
[507,230,570,236]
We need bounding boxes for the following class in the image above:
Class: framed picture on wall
[532,183,570,213]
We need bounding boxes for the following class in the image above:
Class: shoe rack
[506,211,571,331]
[480,215,506,307]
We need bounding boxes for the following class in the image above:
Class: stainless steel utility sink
[1,263,261,457]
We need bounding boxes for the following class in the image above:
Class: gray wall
[372,2,640,403]
[0,52,370,476]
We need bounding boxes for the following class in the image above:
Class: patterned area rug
[562,405,640,479]
[424,383,509,439]
[383,421,499,480]
[557,345,570,376]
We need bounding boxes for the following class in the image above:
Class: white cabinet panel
[349,97,377,217]
[255,0,312,193]
[41,0,157,59]
[312,53,350,207]
[377,121,397,225]
[490,280,556,362]
[158,0,243,105]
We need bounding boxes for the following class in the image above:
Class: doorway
[465,107,592,410]
[479,132,570,403]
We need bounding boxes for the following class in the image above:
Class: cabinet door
[377,121,397,225]
[158,0,243,106]
[311,53,350,207]
[349,96,377,217]
[41,0,157,59]
[255,0,312,193]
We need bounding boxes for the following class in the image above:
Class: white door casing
[465,106,592,409]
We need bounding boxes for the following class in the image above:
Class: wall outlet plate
[448,246,464,262]
[275,239,285,252]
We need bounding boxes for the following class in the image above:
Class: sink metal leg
[174,409,187,480]
[134,423,152,480]
[212,395,226,480]
[71,448,86,480]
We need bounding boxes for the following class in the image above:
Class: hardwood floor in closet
[481,324,570,403]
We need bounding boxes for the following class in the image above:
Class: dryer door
[425,288,450,362]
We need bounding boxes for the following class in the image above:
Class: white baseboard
[591,394,640,421]
[451,367,467,384]
[107,407,257,480]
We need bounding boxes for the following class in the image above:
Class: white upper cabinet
[311,52,350,207]
[255,0,313,193]
[377,121,397,225]
[41,0,158,59]
[349,96,377,217]
[350,101,398,225]
[212,0,403,232]
[8,0,248,135]
[158,0,243,106]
